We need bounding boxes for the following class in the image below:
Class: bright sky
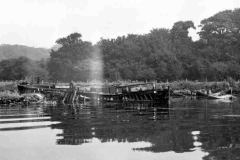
[0,0,240,48]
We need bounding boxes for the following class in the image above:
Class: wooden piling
[62,93,68,103]
[72,89,77,103]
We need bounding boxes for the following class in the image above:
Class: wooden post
[168,86,170,102]
[72,89,77,103]
[153,83,156,90]
[62,93,68,104]
[37,77,40,84]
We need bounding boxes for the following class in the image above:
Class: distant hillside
[0,44,50,61]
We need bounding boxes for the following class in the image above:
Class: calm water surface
[1,98,240,160]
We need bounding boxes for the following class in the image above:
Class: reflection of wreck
[200,118,240,160]
[49,102,195,153]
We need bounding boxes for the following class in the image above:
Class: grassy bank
[0,82,20,101]
[163,81,231,91]
[0,90,21,99]
[0,81,18,91]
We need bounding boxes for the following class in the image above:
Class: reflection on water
[1,98,240,159]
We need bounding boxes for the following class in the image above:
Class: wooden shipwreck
[17,82,170,104]
[63,82,170,103]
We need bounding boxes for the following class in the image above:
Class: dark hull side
[74,89,170,102]
[17,84,56,94]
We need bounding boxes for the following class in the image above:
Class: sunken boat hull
[17,82,170,104]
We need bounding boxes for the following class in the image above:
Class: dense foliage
[47,8,240,82]
[2,8,240,82]
[48,33,95,82]
[0,56,48,81]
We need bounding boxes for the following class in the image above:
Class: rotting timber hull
[17,85,40,94]
[72,88,170,103]
[121,89,169,102]
[17,84,61,95]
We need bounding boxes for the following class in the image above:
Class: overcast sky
[0,0,240,48]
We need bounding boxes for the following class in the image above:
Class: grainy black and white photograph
[1,0,240,159]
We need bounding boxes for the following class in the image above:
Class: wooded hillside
[0,44,50,61]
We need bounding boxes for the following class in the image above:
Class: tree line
[1,8,240,82]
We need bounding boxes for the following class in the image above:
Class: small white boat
[208,94,235,100]
[196,90,236,100]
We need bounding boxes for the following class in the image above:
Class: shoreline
[0,80,238,105]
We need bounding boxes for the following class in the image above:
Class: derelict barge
[17,82,170,104]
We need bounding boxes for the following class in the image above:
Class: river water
[1,98,240,160]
